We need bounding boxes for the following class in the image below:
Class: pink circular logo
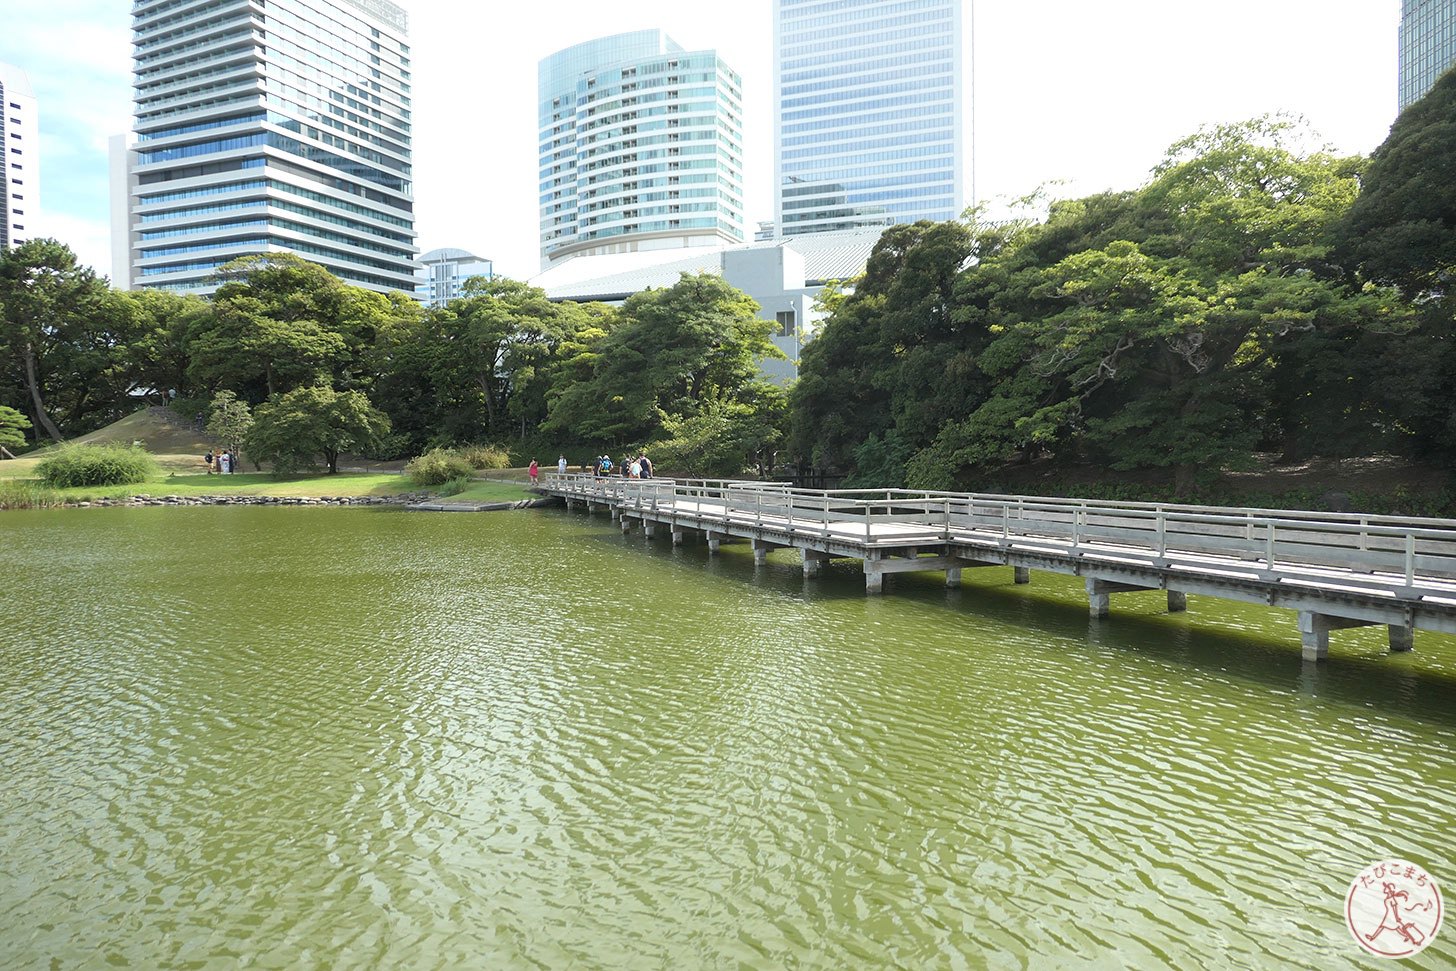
[1346,860,1443,959]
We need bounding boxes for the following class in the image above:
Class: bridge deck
[539,474,1456,659]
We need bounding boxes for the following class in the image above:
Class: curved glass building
[773,0,964,236]
[538,30,746,267]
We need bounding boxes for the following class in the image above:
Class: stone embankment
[66,493,435,509]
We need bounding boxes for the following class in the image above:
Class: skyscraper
[0,62,38,250]
[538,30,746,267]
[114,0,417,294]
[1399,0,1456,111]
[773,0,964,236]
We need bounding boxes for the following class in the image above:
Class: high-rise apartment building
[416,247,494,307]
[1399,0,1456,111]
[0,62,38,250]
[538,30,746,267]
[773,0,964,236]
[114,0,417,294]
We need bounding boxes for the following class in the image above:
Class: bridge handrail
[540,473,1456,583]
[544,473,1456,534]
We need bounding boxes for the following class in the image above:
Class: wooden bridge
[538,474,1456,661]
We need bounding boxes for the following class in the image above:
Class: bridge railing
[540,474,1456,592]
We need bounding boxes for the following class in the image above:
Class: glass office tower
[539,30,746,267]
[773,0,964,236]
[1399,0,1456,111]
[117,0,417,294]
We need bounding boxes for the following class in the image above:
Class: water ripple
[0,507,1452,969]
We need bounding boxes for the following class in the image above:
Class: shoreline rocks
[63,492,437,509]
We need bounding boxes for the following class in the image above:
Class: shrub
[0,480,61,509]
[436,476,471,497]
[36,444,158,488]
[405,448,476,486]
[456,444,511,470]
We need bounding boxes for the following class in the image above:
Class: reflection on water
[1,507,1453,969]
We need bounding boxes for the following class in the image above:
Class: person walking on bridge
[558,455,567,475]
[528,459,539,486]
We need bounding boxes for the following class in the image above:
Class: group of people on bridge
[526,453,653,486]
[590,453,653,479]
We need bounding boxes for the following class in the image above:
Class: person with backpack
[203,450,214,475]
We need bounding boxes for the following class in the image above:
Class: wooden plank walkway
[538,474,1456,661]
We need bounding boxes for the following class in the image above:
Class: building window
[776,310,797,336]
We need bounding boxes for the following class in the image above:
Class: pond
[2,506,1453,969]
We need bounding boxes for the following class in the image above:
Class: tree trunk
[479,374,498,431]
[264,361,276,398]
[21,343,64,442]
[325,449,338,474]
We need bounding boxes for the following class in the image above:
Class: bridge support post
[643,522,657,539]
[671,529,685,546]
[706,531,721,555]
[1389,625,1415,653]
[610,507,618,521]
[1086,579,1111,619]
[752,539,772,566]
[620,517,633,534]
[1014,567,1030,584]
[1297,611,1376,662]
[1167,590,1187,613]
[803,549,830,577]
[864,560,884,595]
[946,568,962,588]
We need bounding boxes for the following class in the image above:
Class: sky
[0,0,1403,283]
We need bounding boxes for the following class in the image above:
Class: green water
[1,507,1453,970]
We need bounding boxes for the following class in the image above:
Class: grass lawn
[1,470,535,506]
[3,472,415,503]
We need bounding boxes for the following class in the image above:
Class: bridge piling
[1168,590,1187,613]
[946,568,962,588]
[803,549,830,576]
[864,558,884,594]
[706,531,721,554]
[1014,567,1030,584]
[1390,625,1415,653]
[672,528,685,546]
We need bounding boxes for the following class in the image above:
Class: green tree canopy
[246,385,390,475]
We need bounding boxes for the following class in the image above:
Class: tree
[0,239,112,441]
[246,385,390,474]
[1334,70,1456,461]
[116,288,213,405]
[205,390,254,457]
[546,273,781,445]
[0,404,32,452]
[442,277,565,436]
[1336,68,1456,297]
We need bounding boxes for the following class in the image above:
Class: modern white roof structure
[532,227,883,302]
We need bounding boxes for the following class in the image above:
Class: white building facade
[113,0,417,294]
[539,30,746,268]
[0,62,38,250]
[1400,0,1456,111]
[416,247,495,307]
[773,0,964,236]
